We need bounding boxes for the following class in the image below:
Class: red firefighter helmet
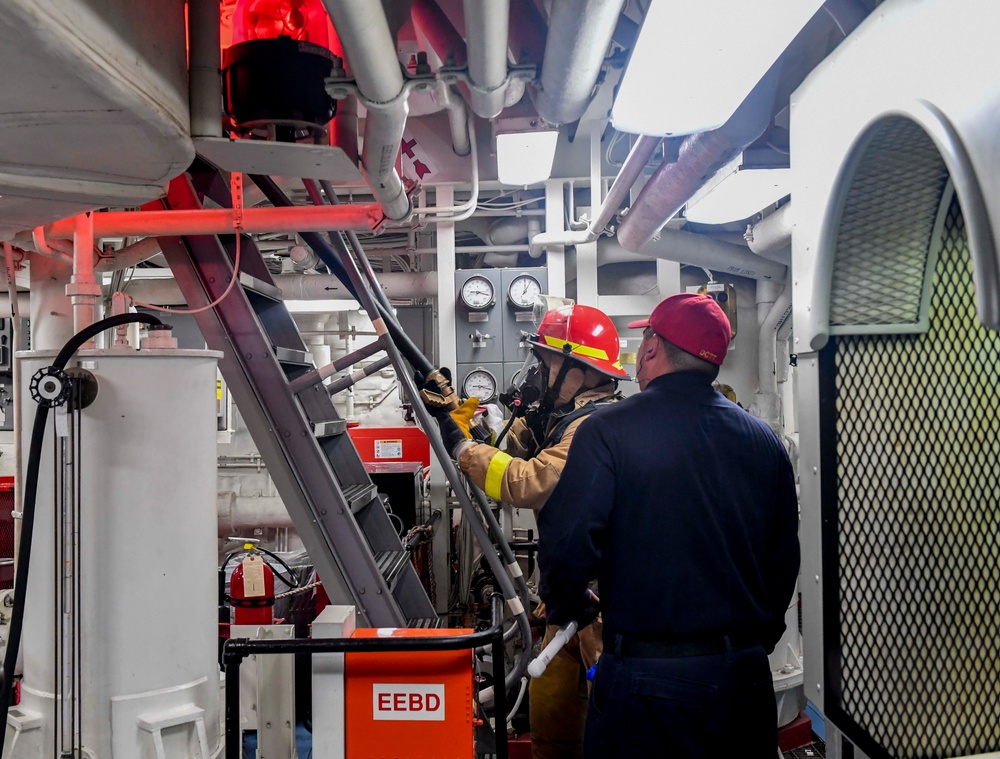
[526,304,628,379]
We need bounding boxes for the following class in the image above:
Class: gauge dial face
[508,274,542,309]
[460,275,495,310]
[463,368,497,400]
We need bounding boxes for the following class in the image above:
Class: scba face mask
[499,353,544,417]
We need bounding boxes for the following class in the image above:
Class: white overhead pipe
[95,237,162,272]
[123,271,437,305]
[745,203,793,265]
[320,0,412,221]
[0,293,30,313]
[610,230,788,282]
[484,217,541,266]
[534,0,626,126]
[529,135,661,256]
[463,0,512,118]
[411,112,480,220]
[218,493,294,533]
[432,81,472,156]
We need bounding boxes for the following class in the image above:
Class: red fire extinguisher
[229,544,275,626]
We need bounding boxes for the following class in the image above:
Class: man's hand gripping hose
[527,589,600,679]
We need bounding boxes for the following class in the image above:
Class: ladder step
[313,419,347,438]
[406,617,444,629]
[239,272,283,301]
[374,550,412,588]
[274,346,312,367]
[342,483,378,513]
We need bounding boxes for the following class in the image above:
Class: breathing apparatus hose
[250,176,533,692]
[0,313,162,755]
[248,175,434,377]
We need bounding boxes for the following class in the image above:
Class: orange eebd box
[345,627,475,759]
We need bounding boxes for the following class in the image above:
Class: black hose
[220,548,300,590]
[0,313,161,754]
[248,176,533,692]
[494,415,517,447]
[249,175,434,377]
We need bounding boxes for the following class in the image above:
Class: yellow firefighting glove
[449,397,478,438]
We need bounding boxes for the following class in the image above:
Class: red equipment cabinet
[345,627,475,759]
[229,552,275,625]
[347,425,431,468]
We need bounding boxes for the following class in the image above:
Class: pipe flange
[29,366,71,408]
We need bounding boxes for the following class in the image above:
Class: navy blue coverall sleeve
[537,415,616,626]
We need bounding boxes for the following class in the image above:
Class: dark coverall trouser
[583,642,777,759]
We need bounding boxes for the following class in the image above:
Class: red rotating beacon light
[228,542,275,626]
[223,0,343,140]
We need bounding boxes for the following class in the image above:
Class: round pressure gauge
[507,274,542,309]
[463,368,498,401]
[460,275,495,310]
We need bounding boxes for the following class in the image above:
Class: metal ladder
[156,163,437,628]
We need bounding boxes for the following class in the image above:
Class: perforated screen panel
[829,117,950,330]
[821,195,1000,759]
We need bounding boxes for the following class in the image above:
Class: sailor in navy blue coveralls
[538,293,800,759]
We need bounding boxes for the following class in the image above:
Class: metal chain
[274,580,322,600]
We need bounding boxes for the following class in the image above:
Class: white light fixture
[612,0,826,136]
[684,157,790,224]
[285,299,360,313]
[496,118,560,186]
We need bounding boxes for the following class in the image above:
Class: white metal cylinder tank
[7,347,223,758]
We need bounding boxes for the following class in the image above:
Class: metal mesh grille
[827,195,1000,758]
[0,485,13,590]
[830,117,950,328]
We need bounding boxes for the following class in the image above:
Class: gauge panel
[507,273,542,309]
[460,274,495,310]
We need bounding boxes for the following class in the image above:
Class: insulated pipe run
[529,135,662,256]
[95,237,162,272]
[320,0,412,221]
[27,228,74,267]
[410,0,471,155]
[622,230,787,282]
[534,0,626,126]
[463,0,511,118]
[189,0,223,138]
[411,0,467,66]
[617,71,780,252]
[122,271,437,306]
[38,203,381,238]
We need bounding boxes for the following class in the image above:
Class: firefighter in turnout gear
[425,304,627,759]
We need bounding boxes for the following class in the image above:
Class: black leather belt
[604,632,759,659]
